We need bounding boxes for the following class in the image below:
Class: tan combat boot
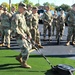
[0,44,3,46]
[37,44,43,48]
[72,41,75,45]
[7,44,10,48]
[66,42,70,46]
[21,61,31,68]
[16,53,22,63]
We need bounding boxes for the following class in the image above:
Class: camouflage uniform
[56,11,65,39]
[0,8,11,48]
[66,9,75,45]
[42,10,52,40]
[11,10,32,61]
[52,11,58,35]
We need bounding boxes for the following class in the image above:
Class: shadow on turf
[45,69,59,75]
[0,63,22,70]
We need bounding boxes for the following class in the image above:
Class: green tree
[35,3,40,7]
[43,2,50,6]
[1,2,9,10]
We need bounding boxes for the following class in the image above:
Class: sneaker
[7,45,10,48]
[72,41,75,45]
[37,44,43,48]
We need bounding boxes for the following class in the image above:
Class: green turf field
[0,49,75,75]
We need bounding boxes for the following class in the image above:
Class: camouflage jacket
[66,10,75,26]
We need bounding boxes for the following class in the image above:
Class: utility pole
[38,0,39,4]
[9,0,11,12]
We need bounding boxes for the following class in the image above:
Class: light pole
[9,0,11,12]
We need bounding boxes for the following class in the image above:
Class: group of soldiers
[0,2,75,68]
[42,5,75,46]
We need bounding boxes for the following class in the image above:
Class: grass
[0,49,75,75]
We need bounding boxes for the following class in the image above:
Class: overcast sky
[0,0,74,6]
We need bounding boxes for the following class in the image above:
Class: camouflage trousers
[67,26,75,42]
[56,25,64,38]
[16,35,32,62]
[52,21,57,35]
[2,28,10,45]
[30,28,41,44]
[43,24,51,38]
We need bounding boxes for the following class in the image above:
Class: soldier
[11,2,32,68]
[27,4,32,14]
[30,6,43,48]
[52,10,58,35]
[56,10,65,40]
[11,6,16,15]
[0,7,11,48]
[0,5,3,46]
[42,6,52,40]
[66,4,75,46]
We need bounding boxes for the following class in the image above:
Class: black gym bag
[34,46,75,75]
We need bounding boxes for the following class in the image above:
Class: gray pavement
[0,25,75,57]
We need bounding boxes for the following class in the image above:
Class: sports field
[0,50,75,75]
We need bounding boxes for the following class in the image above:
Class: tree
[35,3,41,7]
[55,4,71,11]
[23,0,30,4]
[1,2,9,9]
[43,2,50,6]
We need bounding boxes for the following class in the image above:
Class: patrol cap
[18,2,27,9]
[0,5,3,8]
[27,4,32,8]
[3,7,7,11]
[11,6,15,8]
[32,6,38,10]
[72,4,75,7]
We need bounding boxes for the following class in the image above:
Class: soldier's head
[0,5,3,10]
[45,6,50,11]
[11,6,15,12]
[60,10,64,14]
[72,4,75,11]
[18,2,27,13]
[3,7,7,13]
[32,6,38,14]
[27,4,32,11]
[54,10,57,14]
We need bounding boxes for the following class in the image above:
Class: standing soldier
[0,5,3,46]
[56,10,65,40]
[52,10,58,36]
[42,6,52,40]
[30,6,43,48]
[11,6,16,15]
[24,4,32,29]
[66,4,75,46]
[11,2,32,68]
[0,7,11,48]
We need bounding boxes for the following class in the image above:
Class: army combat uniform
[52,11,58,35]
[66,7,75,46]
[42,10,52,40]
[56,11,65,40]
[0,8,11,48]
[11,3,32,68]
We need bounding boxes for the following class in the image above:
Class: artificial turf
[0,49,75,75]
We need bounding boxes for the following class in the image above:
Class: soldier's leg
[17,37,31,68]
[52,22,55,35]
[43,24,48,40]
[48,25,51,40]
[66,27,73,46]
[5,29,10,48]
[31,28,36,42]
[36,29,43,48]
[72,28,75,45]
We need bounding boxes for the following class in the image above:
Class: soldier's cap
[19,2,27,9]
[27,4,32,8]
[3,7,7,11]
[32,6,38,10]
[11,6,15,8]
[72,4,75,7]
[0,5,3,8]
